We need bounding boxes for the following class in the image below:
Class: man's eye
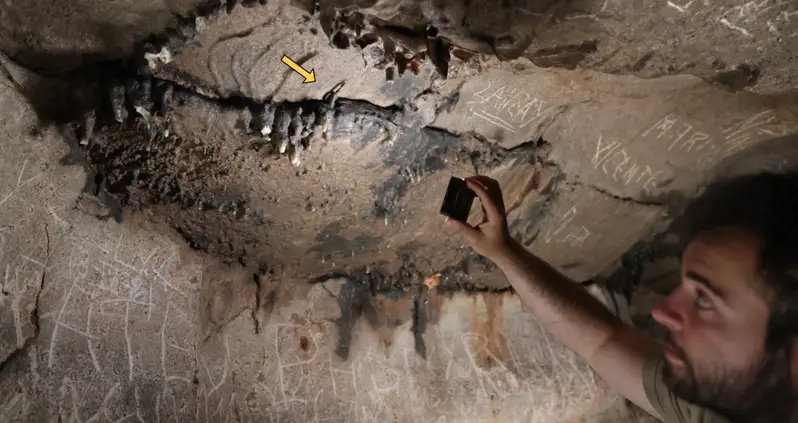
[696,292,713,309]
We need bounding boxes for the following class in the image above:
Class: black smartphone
[440,177,475,222]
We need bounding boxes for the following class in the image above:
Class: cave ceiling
[1,0,797,293]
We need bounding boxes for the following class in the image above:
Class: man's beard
[662,340,794,423]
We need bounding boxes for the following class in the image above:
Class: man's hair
[673,171,798,349]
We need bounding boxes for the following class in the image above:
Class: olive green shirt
[643,351,734,423]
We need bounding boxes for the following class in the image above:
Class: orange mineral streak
[424,274,441,288]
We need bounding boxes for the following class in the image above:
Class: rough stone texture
[3,0,795,95]
[0,83,645,421]
[433,64,797,279]
[434,67,798,175]
[530,0,798,94]
[1,0,798,421]
[193,288,635,423]
[169,2,436,105]
[0,0,198,73]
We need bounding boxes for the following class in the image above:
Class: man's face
[651,228,785,413]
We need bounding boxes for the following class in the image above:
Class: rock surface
[0,84,643,420]
[1,0,798,421]
[0,0,198,73]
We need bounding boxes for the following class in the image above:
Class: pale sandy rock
[1,1,798,421]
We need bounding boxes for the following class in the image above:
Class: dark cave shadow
[708,132,798,180]
[1,0,179,75]
[0,55,127,126]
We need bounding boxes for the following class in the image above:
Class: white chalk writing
[642,109,797,167]
[667,0,694,13]
[466,80,560,133]
[544,206,592,248]
[665,0,797,39]
[718,109,787,158]
[592,135,665,193]
[718,0,775,37]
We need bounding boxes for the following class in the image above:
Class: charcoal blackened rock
[317,82,344,139]
[158,81,174,116]
[81,109,96,146]
[155,81,177,137]
[126,78,157,138]
[426,36,450,78]
[300,112,315,145]
[226,0,240,13]
[401,94,437,129]
[274,107,292,154]
[310,105,332,141]
[195,0,225,16]
[166,15,198,51]
[372,173,410,218]
[126,78,154,112]
[288,107,304,146]
[253,103,276,137]
[110,80,128,124]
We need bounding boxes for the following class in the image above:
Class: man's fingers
[466,175,501,193]
[445,217,480,241]
[464,178,503,222]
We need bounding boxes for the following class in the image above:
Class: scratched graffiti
[719,0,797,38]
[544,206,592,249]
[640,109,798,167]
[0,151,622,423]
[0,214,622,423]
[465,80,560,134]
[585,108,798,194]
[592,135,666,193]
[0,176,621,423]
[194,294,606,423]
[0,160,45,211]
[0,159,50,368]
[0,207,201,423]
[666,0,797,39]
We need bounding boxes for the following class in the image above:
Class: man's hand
[445,176,514,261]
[443,175,660,418]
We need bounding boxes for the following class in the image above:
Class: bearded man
[446,172,798,423]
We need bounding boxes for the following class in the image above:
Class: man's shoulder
[642,351,733,423]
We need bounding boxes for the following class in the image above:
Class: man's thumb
[445,217,479,239]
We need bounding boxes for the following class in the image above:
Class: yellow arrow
[281,55,316,83]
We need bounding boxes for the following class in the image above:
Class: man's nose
[651,289,685,332]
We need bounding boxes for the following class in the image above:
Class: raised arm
[445,176,661,417]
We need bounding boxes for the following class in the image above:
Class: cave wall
[2,0,796,93]
[0,78,646,422]
[1,0,798,422]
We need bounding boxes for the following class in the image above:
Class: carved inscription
[641,109,797,167]
[466,80,559,134]
[592,135,666,193]
[196,296,600,423]
[544,206,592,248]
[8,218,201,423]
[666,0,797,39]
